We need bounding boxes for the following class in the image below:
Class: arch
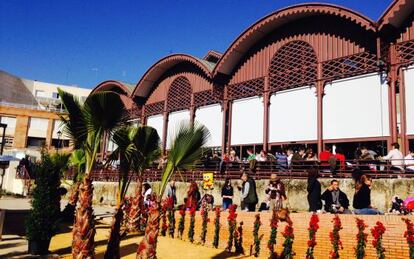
[268,40,318,92]
[167,76,192,112]
[92,80,133,96]
[213,3,377,77]
[132,54,213,99]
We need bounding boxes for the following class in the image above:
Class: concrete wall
[83,178,414,212]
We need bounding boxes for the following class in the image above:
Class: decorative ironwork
[228,77,264,100]
[322,51,378,80]
[269,40,317,92]
[194,89,223,108]
[396,39,414,66]
[144,101,164,116]
[167,76,192,112]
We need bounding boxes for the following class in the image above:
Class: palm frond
[58,88,87,148]
[132,126,161,173]
[82,91,128,137]
[159,121,210,196]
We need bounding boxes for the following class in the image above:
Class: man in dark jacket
[321,179,350,214]
[240,172,258,212]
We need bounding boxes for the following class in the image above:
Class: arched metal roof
[132,54,214,98]
[212,3,377,77]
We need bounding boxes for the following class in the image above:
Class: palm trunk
[128,179,143,232]
[72,176,95,258]
[136,197,160,259]
[62,181,81,222]
[104,206,124,259]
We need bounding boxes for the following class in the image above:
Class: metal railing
[58,159,414,182]
[0,101,65,112]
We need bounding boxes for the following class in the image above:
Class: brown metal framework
[167,76,192,112]
[269,40,317,92]
[91,1,414,156]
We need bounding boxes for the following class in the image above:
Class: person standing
[221,178,234,210]
[265,174,286,211]
[321,179,350,214]
[166,179,177,205]
[143,183,152,207]
[307,168,322,212]
[240,172,258,212]
[186,181,201,210]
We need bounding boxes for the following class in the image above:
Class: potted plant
[26,153,63,255]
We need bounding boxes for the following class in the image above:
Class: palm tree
[104,126,160,259]
[61,149,86,222]
[58,89,126,258]
[136,122,210,259]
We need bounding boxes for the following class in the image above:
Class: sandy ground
[49,221,253,259]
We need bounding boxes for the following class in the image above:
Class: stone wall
[78,178,414,212]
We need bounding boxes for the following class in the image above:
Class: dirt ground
[49,221,253,259]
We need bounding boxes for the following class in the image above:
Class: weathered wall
[73,178,414,212]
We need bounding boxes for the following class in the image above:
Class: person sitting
[305,148,318,161]
[405,149,414,173]
[321,180,350,214]
[286,148,294,167]
[229,149,240,163]
[291,147,305,170]
[319,145,333,167]
[247,148,257,172]
[334,147,346,171]
[265,174,286,211]
[200,193,214,210]
[211,151,221,171]
[256,150,267,162]
[275,149,288,171]
[382,142,404,171]
[353,175,382,215]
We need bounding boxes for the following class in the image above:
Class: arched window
[269,40,317,92]
[167,76,192,112]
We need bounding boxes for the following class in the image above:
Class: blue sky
[0,0,391,89]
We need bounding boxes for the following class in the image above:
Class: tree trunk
[62,181,81,222]
[136,198,160,259]
[104,206,124,259]
[128,180,143,232]
[72,176,95,258]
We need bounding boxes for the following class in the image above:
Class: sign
[202,172,214,190]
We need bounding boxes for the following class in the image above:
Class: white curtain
[195,104,222,147]
[167,110,190,149]
[269,86,317,142]
[231,97,263,145]
[323,73,389,139]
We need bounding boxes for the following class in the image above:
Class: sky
[0,0,392,89]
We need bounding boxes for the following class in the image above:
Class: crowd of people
[196,143,414,174]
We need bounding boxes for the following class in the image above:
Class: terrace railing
[58,159,414,182]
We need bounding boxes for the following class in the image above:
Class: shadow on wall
[0,70,38,106]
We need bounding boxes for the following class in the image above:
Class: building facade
[0,70,90,156]
[94,1,414,158]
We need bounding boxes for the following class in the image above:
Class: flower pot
[28,239,51,255]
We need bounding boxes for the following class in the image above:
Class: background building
[0,70,90,158]
[92,1,414,159]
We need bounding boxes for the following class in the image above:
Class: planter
[28,239,51,255]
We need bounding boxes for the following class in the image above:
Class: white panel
[404,66,414,134]
[269,87,317,142]
[147,114,164,141]
[195,104,223,147]
[0,116,17,135]
[52,120,69,139]
[231,97,263,145]
[107,137,117,152]
[323,73,390,139]
[167,110,190,149]
[28,118,49,138]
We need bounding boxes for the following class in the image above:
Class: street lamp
[57,130,62,152]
